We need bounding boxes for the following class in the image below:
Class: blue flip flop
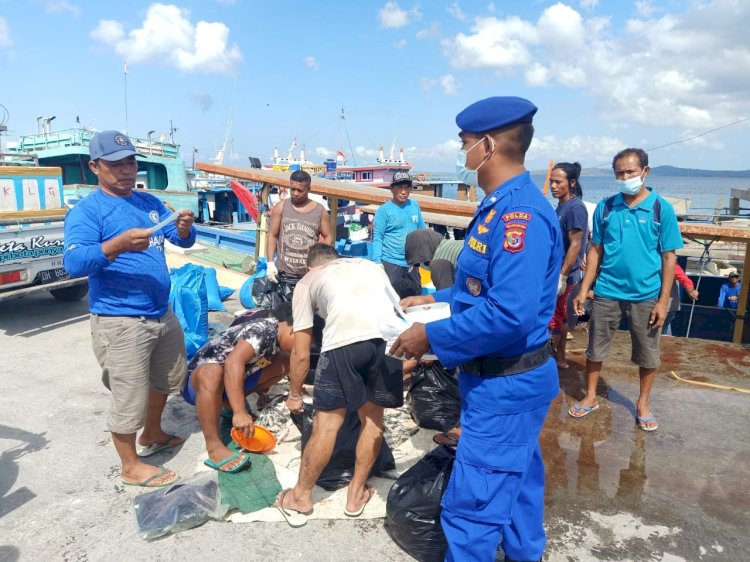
[637,415,658,432]
[204,450,252,473]
[568,402,600,418]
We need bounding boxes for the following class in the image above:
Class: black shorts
[313,339,404,412]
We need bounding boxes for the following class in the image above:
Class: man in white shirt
[275,244,403,526]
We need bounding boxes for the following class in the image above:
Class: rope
[670,371,750,394]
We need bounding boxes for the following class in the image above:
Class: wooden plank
[679,222,750,243]
[0,166,62,178]
[730,188,750,201]
[195,163,479,218]
[359,204,472,228]
[0,208,67,220]
[732,246,750,344]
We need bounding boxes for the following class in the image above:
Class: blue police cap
[456,96,538,134]
[89,130,144,161]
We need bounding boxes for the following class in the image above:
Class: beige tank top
[276,199,324,277]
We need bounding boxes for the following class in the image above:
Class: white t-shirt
[292,258,395,352]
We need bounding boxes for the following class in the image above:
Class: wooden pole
[542,159,554,196]
[329,197,339,241]
[732,242,749,344]
[255,182,270,260]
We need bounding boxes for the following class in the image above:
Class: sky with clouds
[1,0,749,172]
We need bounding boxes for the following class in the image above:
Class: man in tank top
[266,170,333,296]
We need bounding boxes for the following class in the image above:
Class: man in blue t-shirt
[572,148,683,432]
[717,272,741,310]
[64,130,196,488]
[372,171,425,297]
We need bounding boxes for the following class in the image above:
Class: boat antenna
[341,105,357,167]
[389,136,396,161]
[123,61,129,134]
[169,120,179,144]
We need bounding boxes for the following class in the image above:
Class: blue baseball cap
[89,130,143,161]
[456,96,538,134]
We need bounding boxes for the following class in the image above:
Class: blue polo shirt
[592,188,683,302]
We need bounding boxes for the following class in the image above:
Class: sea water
[441,175,749,215]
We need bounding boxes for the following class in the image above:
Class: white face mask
[456,138,490,187]
[615,174,644,195]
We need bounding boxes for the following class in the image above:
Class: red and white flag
[336,149,345,161]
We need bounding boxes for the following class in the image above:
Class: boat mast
[340,106,356,167]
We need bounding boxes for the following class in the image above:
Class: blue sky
[1,0,748,172]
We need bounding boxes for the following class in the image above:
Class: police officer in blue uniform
[391,96,563,562]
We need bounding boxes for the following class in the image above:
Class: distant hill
[531,165,750,178]
[649,165,750,178]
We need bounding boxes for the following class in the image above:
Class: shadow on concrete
[0,293,89,337]
[0,545,20,562]
[0,424,49,519]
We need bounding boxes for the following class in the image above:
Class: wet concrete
[1,295,748,561]
[543,330,750,561]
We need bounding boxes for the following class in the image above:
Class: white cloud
[44,1,81,17]
[0,17,13,62]
[525,62,549,86]
[579,0,599,9]
[90,3,242,75]
[442,0,750,130]
[304,56,319,69]
[420,76,437,91]
[447,2,467,21]
[635,0,657,17]
[379,1,410,28]
[440,74,458,96]
[444,16,537,69]
[529,134,625,168]
[409,139,462,163]
[416,22,440,39]
[394,38,407,49]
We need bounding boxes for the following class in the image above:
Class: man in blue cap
[391,97,562,561]
[64,131,196,488]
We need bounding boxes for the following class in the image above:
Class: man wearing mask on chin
[571,148,683,432]
[390,96,563,562]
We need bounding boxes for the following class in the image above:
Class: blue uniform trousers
[441,377,552,562]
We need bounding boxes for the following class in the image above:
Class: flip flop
[276,488,313,527]
[344,484,374,518]
[637,415,658,432]
[432,431,460,447]
[122,466,179,488]
[568,402,600,418]
[136,434,184,458]
[203,450,252,473]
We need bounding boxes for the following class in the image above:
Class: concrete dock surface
[1,293,748,561]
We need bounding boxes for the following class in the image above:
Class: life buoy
[416,173,428,182]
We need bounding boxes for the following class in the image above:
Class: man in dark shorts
[276,244,403,526]
[185,303,294,473]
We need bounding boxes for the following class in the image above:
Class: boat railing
[0,152,38,166]
[16,128,181,159]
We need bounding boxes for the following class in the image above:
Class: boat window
[361,171,372,181]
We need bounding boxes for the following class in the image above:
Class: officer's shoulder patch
[503,227,526,253]
[468,236,487,254]
[466,277,482,296]
[502,211,532,223]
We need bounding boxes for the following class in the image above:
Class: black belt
[460,344,551,377]
[93,312,167,322]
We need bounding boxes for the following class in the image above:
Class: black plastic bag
[132,473,228,540]
[408,364,461,431]
[385,445,456,562]
[251,277,284,309]
[290,404,396,491]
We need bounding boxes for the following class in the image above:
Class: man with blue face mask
[390,96,563,562]
[571,148,683,432]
